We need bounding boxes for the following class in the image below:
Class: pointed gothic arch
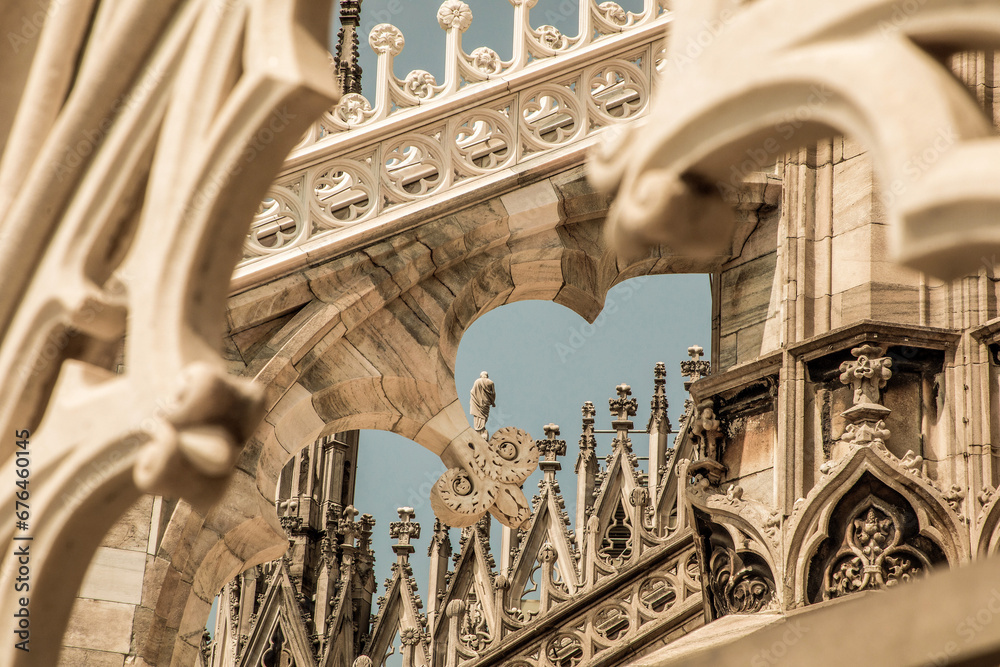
[785,446,967,606]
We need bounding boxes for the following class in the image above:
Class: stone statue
[470,371,496,438]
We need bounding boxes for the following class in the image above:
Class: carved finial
[338,505,362,547]
[609,384,637,420]
[390,506,421,560]
[681,344,711,387]
[437,0,473,32]
[537,424,567,479]
[609,385,638,455]
[582,401,596,422]
[839,344,893,406]
[333,0,364,96]
[654,361,667,382]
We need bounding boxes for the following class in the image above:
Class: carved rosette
[369,23,404,55]
[335,93,373,125]
[470,47,503,75]
[437,0,473,32]
[403,70,438,100]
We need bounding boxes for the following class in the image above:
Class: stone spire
[648,362,672,493]
[648,361,670,430]
[426,518,452,628]
[575,401,598,548]
[334,0,364,96]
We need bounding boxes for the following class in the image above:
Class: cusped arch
[785,446,967,606]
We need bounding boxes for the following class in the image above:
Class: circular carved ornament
[486,427,538,484]
[430,467,497,527]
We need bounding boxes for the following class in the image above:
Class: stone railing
[238,0,670,270]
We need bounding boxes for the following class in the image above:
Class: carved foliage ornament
[470,47,503,75]
[823,500,933,600]
[840,344,893,407]
[369,23,405,56]
[708,546,774,616]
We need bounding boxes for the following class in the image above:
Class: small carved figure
[470,371,496,438]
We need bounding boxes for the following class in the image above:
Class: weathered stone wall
[60,496,174,667]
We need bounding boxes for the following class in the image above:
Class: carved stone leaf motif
[336,93,373,125]
[707,547,774,616]
[404,70,438,99]
[823,503,932,600]
[598,2,629,26]
[536,25,567,50]
[459,599,491,652]
[369,23,405,55]
[470,47,503,75]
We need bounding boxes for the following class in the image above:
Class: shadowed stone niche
[694,514,776,619]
